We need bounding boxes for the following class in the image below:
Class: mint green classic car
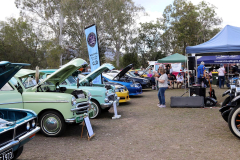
[2,58,92,137]
[41,63,119,119]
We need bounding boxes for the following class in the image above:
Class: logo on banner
[87,32,96,47]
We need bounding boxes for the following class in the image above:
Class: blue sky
[1,0,240,28]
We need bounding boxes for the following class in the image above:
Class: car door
[0,82,23,109]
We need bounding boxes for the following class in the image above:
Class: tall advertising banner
[84,24,101,84]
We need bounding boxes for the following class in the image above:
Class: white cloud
[0,0,19,21]
[134,0,240,28]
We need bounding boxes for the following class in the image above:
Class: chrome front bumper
[101,97,120,109]
[19,127,40,143]
[0,127,40,153]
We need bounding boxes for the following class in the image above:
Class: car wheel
[39,111,66,137]
[90,100,101,119]
[12,146,23,160]
[228,106,240,138]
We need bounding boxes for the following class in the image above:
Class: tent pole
[228,64,229,81]
[195,56,198,84]
[187,54,189,90]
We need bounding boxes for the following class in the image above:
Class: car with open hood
[2,58,93,137]
[102,64,142,96]
[0,61,40,159]
[107,64,150,88]
[81,72,130,103]
[40,63,119,119]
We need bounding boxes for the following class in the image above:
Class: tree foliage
[161,0,222,55]
[0,17,46,69]
[0,0,223,69]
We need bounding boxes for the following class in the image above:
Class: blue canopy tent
[197,55,240,64]
[186,25,240,87]
[186,25,240,56]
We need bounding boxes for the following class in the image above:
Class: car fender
[222,89,231,97]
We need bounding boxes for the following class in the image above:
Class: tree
[64,0,144,67]
[131,21,163,68]
[121,52,139,69]
[0,17,46,69]
[161,0,222,55]
[15,0,67,66]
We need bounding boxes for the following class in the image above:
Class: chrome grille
[108,95,115,101]
[75,102,89,115]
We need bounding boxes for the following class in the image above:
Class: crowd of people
[134,62,239,108]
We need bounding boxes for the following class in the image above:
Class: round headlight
[26,122,30,130]
[71,96,76,106]
[32,119,36,127]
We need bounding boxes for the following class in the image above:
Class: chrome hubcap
[90,102,99,118]
[42,114,61,134]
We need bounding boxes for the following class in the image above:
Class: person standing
[197,61,206,86]
[155,68,168,108]
[218,64,225,88]
[147,70,152,77]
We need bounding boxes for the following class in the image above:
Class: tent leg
[195,56,198,84]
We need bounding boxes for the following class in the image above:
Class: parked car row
[0,59,151,159]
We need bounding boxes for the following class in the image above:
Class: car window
[20,76,37,88]
[0,83,14,91]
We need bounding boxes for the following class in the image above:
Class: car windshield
[20,76,38,88]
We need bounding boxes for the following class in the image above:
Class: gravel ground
[19,86,240,160]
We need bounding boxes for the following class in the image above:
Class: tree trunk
[116,44,120,67]
[59,9,64,66]
[183,41,186,55]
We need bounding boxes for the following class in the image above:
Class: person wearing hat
[197,61,206,86]
[218,63,225,88]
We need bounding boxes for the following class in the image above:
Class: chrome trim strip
[76,102,90,106]
[15,117,35,127]
[65,118,76,123]
[0,140,19,153]
[18,127,40,142]
[92,95,102,97]
[24,101,69,103]
[71,106,89,112]
[0,128,14,134]
[0,102,23,105]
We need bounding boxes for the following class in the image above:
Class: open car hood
[79,63,115,84]
[34,58,87,88]
[0,61,30,89]
[114,64,133,80]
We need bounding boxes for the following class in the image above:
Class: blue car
[0,61,40,159]
[102,64,142,96]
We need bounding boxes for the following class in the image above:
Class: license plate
[76,116,83,123]
[0,148,13,160]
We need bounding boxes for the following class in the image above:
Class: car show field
[17,87,240,160]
